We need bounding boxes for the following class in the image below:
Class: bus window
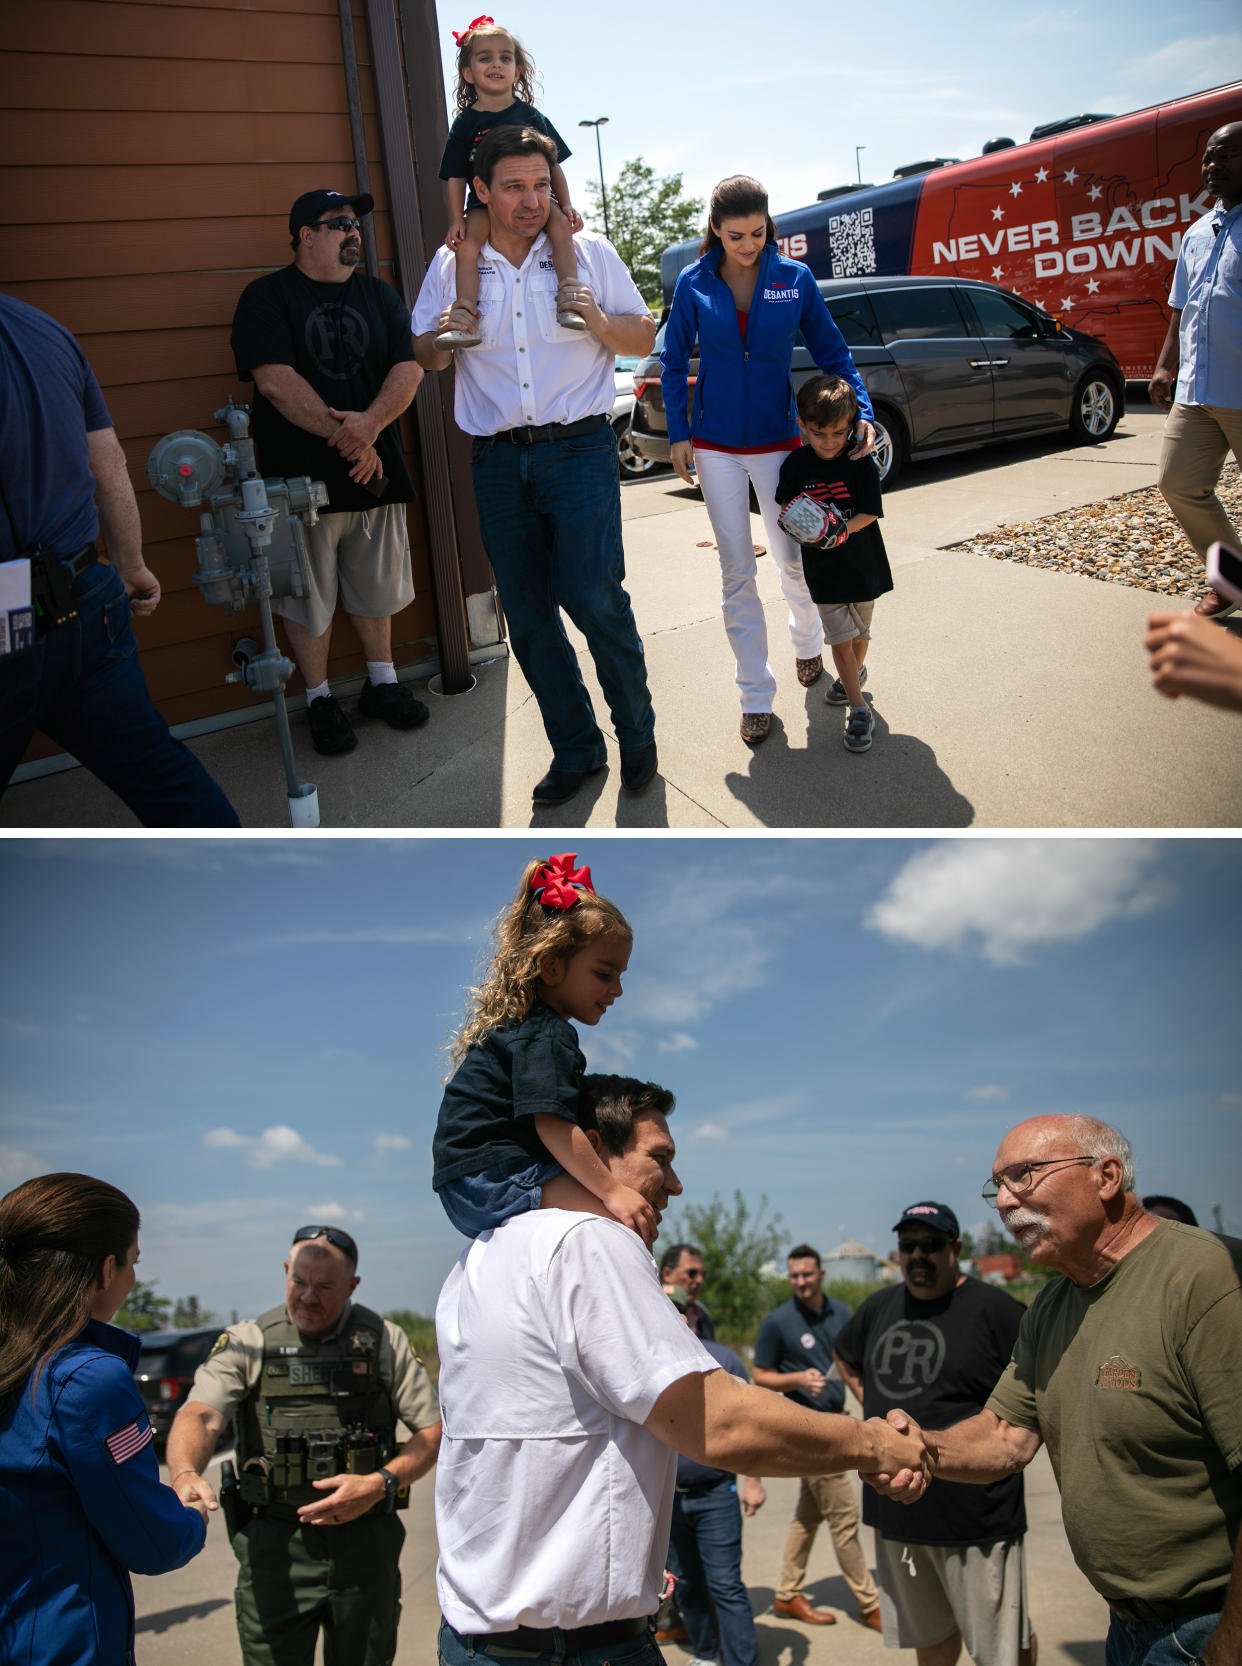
[825,292,882,347]
[870,286,970,343]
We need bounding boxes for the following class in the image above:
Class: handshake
[857,1408,938,1501]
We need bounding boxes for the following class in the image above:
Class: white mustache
[1001,1207,1048,1237]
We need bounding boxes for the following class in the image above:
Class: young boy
[776,376,892,752]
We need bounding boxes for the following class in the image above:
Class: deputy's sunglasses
[315,216,361,234]
[897,1237,951,1255]
[292,1224,358,1264]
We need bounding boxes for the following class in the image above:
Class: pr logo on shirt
[1095,1354,1141,1391]
[869,1321,948,1399]
[304,305,372,381]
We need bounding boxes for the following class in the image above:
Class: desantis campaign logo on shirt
[869,1321,948,1400]
[762,286,797,301]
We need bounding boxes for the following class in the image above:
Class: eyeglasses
[314,216,361,234]
[897,1237,951,1255]
[982,1156,1097,1207]
[292,1224,358,1263]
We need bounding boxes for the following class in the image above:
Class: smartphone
[1206,541,1242,606]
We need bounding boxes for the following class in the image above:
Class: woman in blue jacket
[0,1173,207,1666]
[661,175,875,744]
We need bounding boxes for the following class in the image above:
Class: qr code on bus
[828,208,876,278]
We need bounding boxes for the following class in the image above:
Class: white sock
[366,661,398,686]
[305,680,331,704]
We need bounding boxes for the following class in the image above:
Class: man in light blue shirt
[1149,122,1242,619]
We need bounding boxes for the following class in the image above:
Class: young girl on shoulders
[432,852,657,1243]
[434,17,586,349]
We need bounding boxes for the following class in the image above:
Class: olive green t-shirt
[987,1221,1242,1603]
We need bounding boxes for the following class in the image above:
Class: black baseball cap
[892,1201,960,1239]
[289,189,375,236]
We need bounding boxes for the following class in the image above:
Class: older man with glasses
[231,189,429,756]
[834,1202,1034,1666]
[165,1224,441,1666]
[873,1115,1242,1666]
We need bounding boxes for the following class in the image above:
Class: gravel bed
[950,463,1241,599]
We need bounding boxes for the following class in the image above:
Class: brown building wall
[0,0,443,749]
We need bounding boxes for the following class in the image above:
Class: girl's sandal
[556,280,590,330]
[434,300,483,350]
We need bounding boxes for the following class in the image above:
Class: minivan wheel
[1069,373,1120,444]
[870,407,906,487]
[614,416,658,479]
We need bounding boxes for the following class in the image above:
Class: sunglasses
[897,1237,951,1255]
[292,1224,358,1263]
[315,216,362,234]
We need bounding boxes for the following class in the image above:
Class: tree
[114,1278,170,1333]
[172,1295,215,1330]
[584,157,703,310]
[663,1191,784,1341]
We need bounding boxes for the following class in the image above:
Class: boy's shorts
[270,503,415,639]
[816,599,875,645]
[874,1535,1031,1658]
[438,1157,562,1238]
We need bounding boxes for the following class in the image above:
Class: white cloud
[202,1125,342,1171]
[658,1033,699,1054]
[373,1133,413,1152]
[965,1085,1009,1103]
[301,1203,366,1222]
[581,1030,641,1072]
[867,840,1168,965]
[691,1122,729,1141]
[1221,1094,1242,1112]
[0,1143,48,1184]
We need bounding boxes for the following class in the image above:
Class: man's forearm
[165,1406,223,1481]
[384,1421,441,1489]
[414,330,454,374]
[1153,310,1181,379]
[927,1408,1039,1483]
[365,361,422,429]
[751,1366,802,1394]
[87,428,144,576]
[593,311,656,357]
[252,365,339,439]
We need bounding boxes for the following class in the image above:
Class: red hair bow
[531,853,594,912]
[452,14,494,43]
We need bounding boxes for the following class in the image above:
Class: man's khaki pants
[1157,402,1242,558]
[775,1473,879,1615]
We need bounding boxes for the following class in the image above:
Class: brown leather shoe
[796,655,824,687]
[740,712,772,745]
[859,1607,883,1632]
[654,1623,690,1644]
[773,1596,837,1625]
[1193,588,1239,620]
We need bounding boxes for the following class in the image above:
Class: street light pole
[855,145,866,186]
[579,116,610,240]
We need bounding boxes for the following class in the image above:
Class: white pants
[693,446,825,712]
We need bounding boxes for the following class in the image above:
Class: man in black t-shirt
[231,189,428,756]
[833,1202,1034,1666]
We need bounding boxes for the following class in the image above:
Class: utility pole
[579,117,610,239]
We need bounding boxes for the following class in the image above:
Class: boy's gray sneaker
[843,704,875,752]
[825,664,867,704]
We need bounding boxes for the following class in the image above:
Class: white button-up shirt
[1170,203,1242,409]
[413,230,650,436]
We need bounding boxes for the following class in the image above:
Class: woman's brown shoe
[740,712,771,745]
[796,655,824,687]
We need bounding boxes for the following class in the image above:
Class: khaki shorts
[816,598,875,645]
[271,503,415,639]
[875,1536,1031,1665]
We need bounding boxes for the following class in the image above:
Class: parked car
[629,274,1124,487]
[612,355,662,481]
[133,1326,222,1449]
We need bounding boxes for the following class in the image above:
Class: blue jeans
[438,1159,562,1238]
[470,422,655,772]
[438,1618,664,1666]
[0,560,238,826]
[667,1479,758,1666]
[1105,1607,1221,1666]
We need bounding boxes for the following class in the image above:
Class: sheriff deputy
[166,1224,441,1666]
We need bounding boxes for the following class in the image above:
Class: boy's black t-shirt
[440,101,571,184]
[230,265,417,513]
[775,446,892,604]
[834,1278,1027,1546]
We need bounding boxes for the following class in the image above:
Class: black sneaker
[307,694,357,755]
[825,664,868,705]
[357,679,430,731]
[843,704,875,753]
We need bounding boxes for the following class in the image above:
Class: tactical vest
[235,1302,396,1509]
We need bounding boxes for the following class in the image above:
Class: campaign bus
[660,82,1241,380]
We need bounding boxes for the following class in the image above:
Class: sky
[1,836,1238,1324]
[430,2,1242,227]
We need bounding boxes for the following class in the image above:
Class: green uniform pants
[232,1511,404,1666]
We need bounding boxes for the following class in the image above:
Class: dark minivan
[133,1326,221,1448]
[630,274,1124,486]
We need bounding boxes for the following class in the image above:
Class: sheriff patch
[106,1415,154,1465]
[208,1331,231,1359]
[1096,1354,1141,1391]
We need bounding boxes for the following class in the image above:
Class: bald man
[875,1115,1242,1666]
[1149,122,1242,619]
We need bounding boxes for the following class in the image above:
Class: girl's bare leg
[435,206,491,347]
[547,200,588,330]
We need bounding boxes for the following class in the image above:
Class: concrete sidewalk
[134,1441,1108,1666]
[5,405,1240,830]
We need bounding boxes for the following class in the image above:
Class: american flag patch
[106,1416,153,1465]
